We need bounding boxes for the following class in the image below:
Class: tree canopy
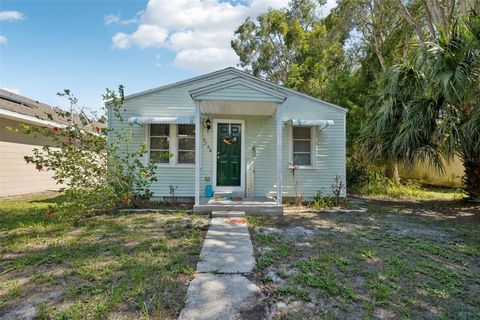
[231,0,480,198]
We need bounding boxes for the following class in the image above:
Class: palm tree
[360,62,426,185]
[362,11,480,199]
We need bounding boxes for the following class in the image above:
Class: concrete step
[211,210,245,218]
[194,205,283,216]
[213,191,244,200]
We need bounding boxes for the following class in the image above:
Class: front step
[194,205,283,216]
[213,191,245,197]
[212,191,244,201]
[211,210,245,218]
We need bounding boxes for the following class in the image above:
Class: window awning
[286,119,335,129]
[128,116,195,125]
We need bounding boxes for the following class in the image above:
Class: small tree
[169,185,178,205]
[289,163,304,206]
[23,86,157,214]
[331,174,346,205]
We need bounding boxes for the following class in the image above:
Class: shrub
[22,86,157,214]
[309,191,334,209]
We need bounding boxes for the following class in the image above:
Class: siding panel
[110,72,346,198]
[197,84,283,102]
[0,118,63,196]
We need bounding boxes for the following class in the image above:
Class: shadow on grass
[248,198,480,319]
[0,210,206,319]
[28,193,71,205]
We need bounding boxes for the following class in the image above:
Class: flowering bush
[23,86,157,214]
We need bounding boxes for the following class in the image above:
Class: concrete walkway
[179,211,262,320]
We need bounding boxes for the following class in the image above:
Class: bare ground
[247,197,480,319]
[0,194,209,319]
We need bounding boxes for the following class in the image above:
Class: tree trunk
[385,162,401,185]
[395,0,427,46]
[463,158,480,200]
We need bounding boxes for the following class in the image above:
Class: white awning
[128,116,195,125]
[286,119,335,129]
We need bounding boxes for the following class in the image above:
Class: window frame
[176,124,196,166]
[148,124,171,166]
[146,124,196,167]
[289,125,316,169]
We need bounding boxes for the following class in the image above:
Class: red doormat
[225,218,246,224]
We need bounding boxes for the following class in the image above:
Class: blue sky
[0,0,335,114]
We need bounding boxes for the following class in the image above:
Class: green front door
[217,123,241,186]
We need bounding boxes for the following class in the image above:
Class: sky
[0,0,336,113]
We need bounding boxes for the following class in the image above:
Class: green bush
[22,86,157,214]
[309,191,334,209]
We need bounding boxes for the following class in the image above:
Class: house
[0,89,104,197]
[110,67,346,214]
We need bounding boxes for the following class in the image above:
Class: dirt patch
[1,286,63,320]
[0,195,209,320]
[387,221,451,241]
[248,197,480,319]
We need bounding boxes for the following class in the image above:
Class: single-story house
[0,89,104,197]
[110,67,346,214]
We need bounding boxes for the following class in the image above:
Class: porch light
[205,118,211,131]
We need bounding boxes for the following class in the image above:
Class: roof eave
[0,108,66,128]
[124,67,348,113]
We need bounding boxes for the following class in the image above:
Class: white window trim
[147,124,171,167]
[176,124,195,167]
[289,125,316,169]
[145,124,195,168]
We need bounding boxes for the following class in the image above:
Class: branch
[395,0,427,46]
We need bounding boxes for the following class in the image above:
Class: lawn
[248,197,480,319]
[0,193,208,319]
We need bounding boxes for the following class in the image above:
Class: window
[150,124,170,164]
[148,124,196,165]
[292,126,312,166]
[178,124,195,164]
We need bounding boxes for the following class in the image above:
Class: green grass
[249,198,480,319]
[0,193,208,319]
[353,179,465,200]
[256,233,294,269]
[275,286,311,302]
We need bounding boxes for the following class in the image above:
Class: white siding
[196,83,283,102]
[281,95,346,198]
[110,70,346,198]
[108,74,235,197]
[199,115,276,197]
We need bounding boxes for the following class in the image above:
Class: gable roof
[0,89,105,130]
[189,77,287,103]
[124,67,347,113]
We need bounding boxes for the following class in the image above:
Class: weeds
[275,286,311,302]
[352,175,464,200]
[0,193,207,319]
[309,191,334,209]
[249,196,480,319]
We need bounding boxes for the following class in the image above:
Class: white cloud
[0,35,6,44]
[104,11,143,26]
[0,11,25,21]
[174,48,239,72]
[112,24,168,49]
[1,87,21,94]
[110,0,337,72]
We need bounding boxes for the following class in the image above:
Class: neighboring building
[110,67,347,214]
[0,89,103,197]
[400,158,464,188]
